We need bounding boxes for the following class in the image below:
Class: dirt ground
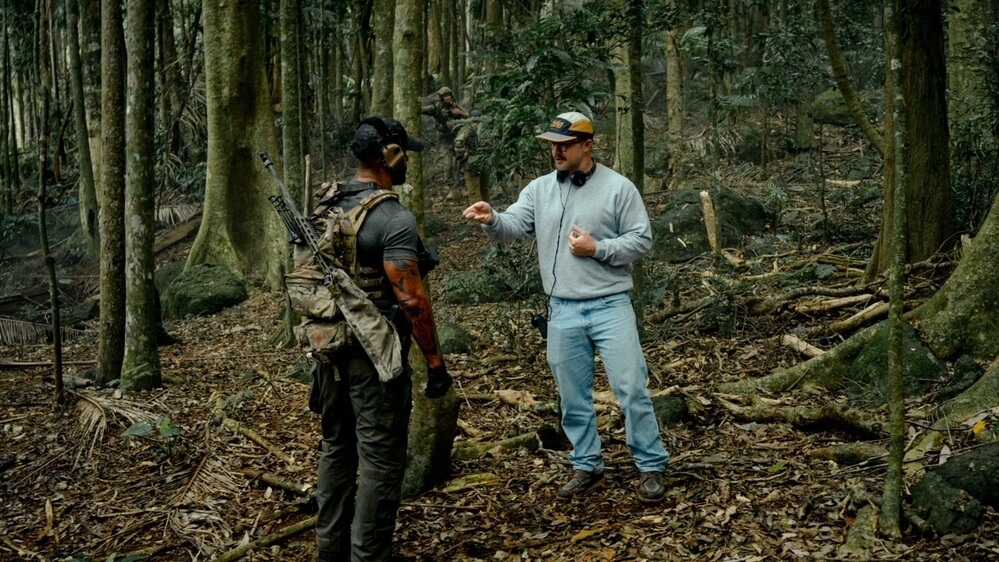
[2,145,998,562]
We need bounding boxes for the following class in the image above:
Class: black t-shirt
[333,181,419,311]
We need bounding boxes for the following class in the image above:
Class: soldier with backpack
[292,117,452,562]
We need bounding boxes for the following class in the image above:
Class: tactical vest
[284,186,400,356]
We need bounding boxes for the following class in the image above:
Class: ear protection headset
[556,162,597,187]
[355,117,407,171]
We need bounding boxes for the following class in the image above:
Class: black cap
[351,116,426,160]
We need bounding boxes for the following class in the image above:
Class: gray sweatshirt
[482,163,652,300]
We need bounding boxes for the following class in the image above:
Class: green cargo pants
[312,338,412,562]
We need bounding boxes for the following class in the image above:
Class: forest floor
[2,139,998,562]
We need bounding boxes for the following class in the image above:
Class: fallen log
[824,301,888,334]
[241,469,313,497]
[793,294,876,315]
[212,515,316,562]
[220,417,305,473]
[453,431,540,461]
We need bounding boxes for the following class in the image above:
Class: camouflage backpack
[284,185,401,358]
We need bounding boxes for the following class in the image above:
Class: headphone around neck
[356,117,407,171]
[556,162,597,187]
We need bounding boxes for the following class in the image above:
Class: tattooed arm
[383,257,445,370]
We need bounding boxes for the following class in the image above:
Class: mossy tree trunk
[369,0,395,117]
[865,0,953,280]
[189,0,285,289]
[664,0,683,187]
[880,0,907,536]
[268,0,306,350]
[80,0,102,197]
[67,0,99,260]
[393,0,460,498]
[95,0,127,386]
[121,0,161,392]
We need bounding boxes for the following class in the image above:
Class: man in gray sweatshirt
[462,111,669,504]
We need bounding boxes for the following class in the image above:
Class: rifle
[259,152,403,382]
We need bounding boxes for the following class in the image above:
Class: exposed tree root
[717,323,878,394]
[809,442,888,465]
[714,394,886,438]
[453,432,541,461]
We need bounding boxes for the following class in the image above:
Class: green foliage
[830,0,885,91]
[695,276,739,337]
[783,262,838,287]
[467,2,631,181]
[761,181,789,229]
[0,212,35,251]
[122,416,181,458]
[739,23,827,112]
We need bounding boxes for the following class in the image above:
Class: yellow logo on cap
[550,118,569,129]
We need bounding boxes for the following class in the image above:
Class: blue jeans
[548,293,669,474]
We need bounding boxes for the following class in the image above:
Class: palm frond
[72,391,166,465]
[155,204,202,227]
[0,317,94,345]
[167,454,239,557]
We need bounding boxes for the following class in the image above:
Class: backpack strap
[341,190,400,287]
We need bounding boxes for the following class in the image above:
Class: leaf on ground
[570,527,605,542]
[441,472,499,493]
[494,389,537,409]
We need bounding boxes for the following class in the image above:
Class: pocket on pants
[308,361,324,414]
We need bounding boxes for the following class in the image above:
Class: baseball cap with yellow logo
[535,111,594,142]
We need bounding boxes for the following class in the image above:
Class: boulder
[161,263,247,319]
[845,322,947,408]
[652,184,773,262]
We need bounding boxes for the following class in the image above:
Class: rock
[652,183,773,263]
[845,322,947,407]
[161,263,248,319]
[911,472,984,535]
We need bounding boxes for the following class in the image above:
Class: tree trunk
[35,17,63,406]
[280,0,304,201]
[816,0,885,157]
[394,0,460,498]
[157,0,187,162]
[369,0,395,116]
[121,0,161,392]
[865,0,953,279]
[190,0,286,289]
[67,0,99,260]
[946,0,995,232]
[95,0,126,386]
[2,0,16,213]
[880,0,907,536]
[665,1,683,188]
[269,0,306,350]
[80,0,102,193]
